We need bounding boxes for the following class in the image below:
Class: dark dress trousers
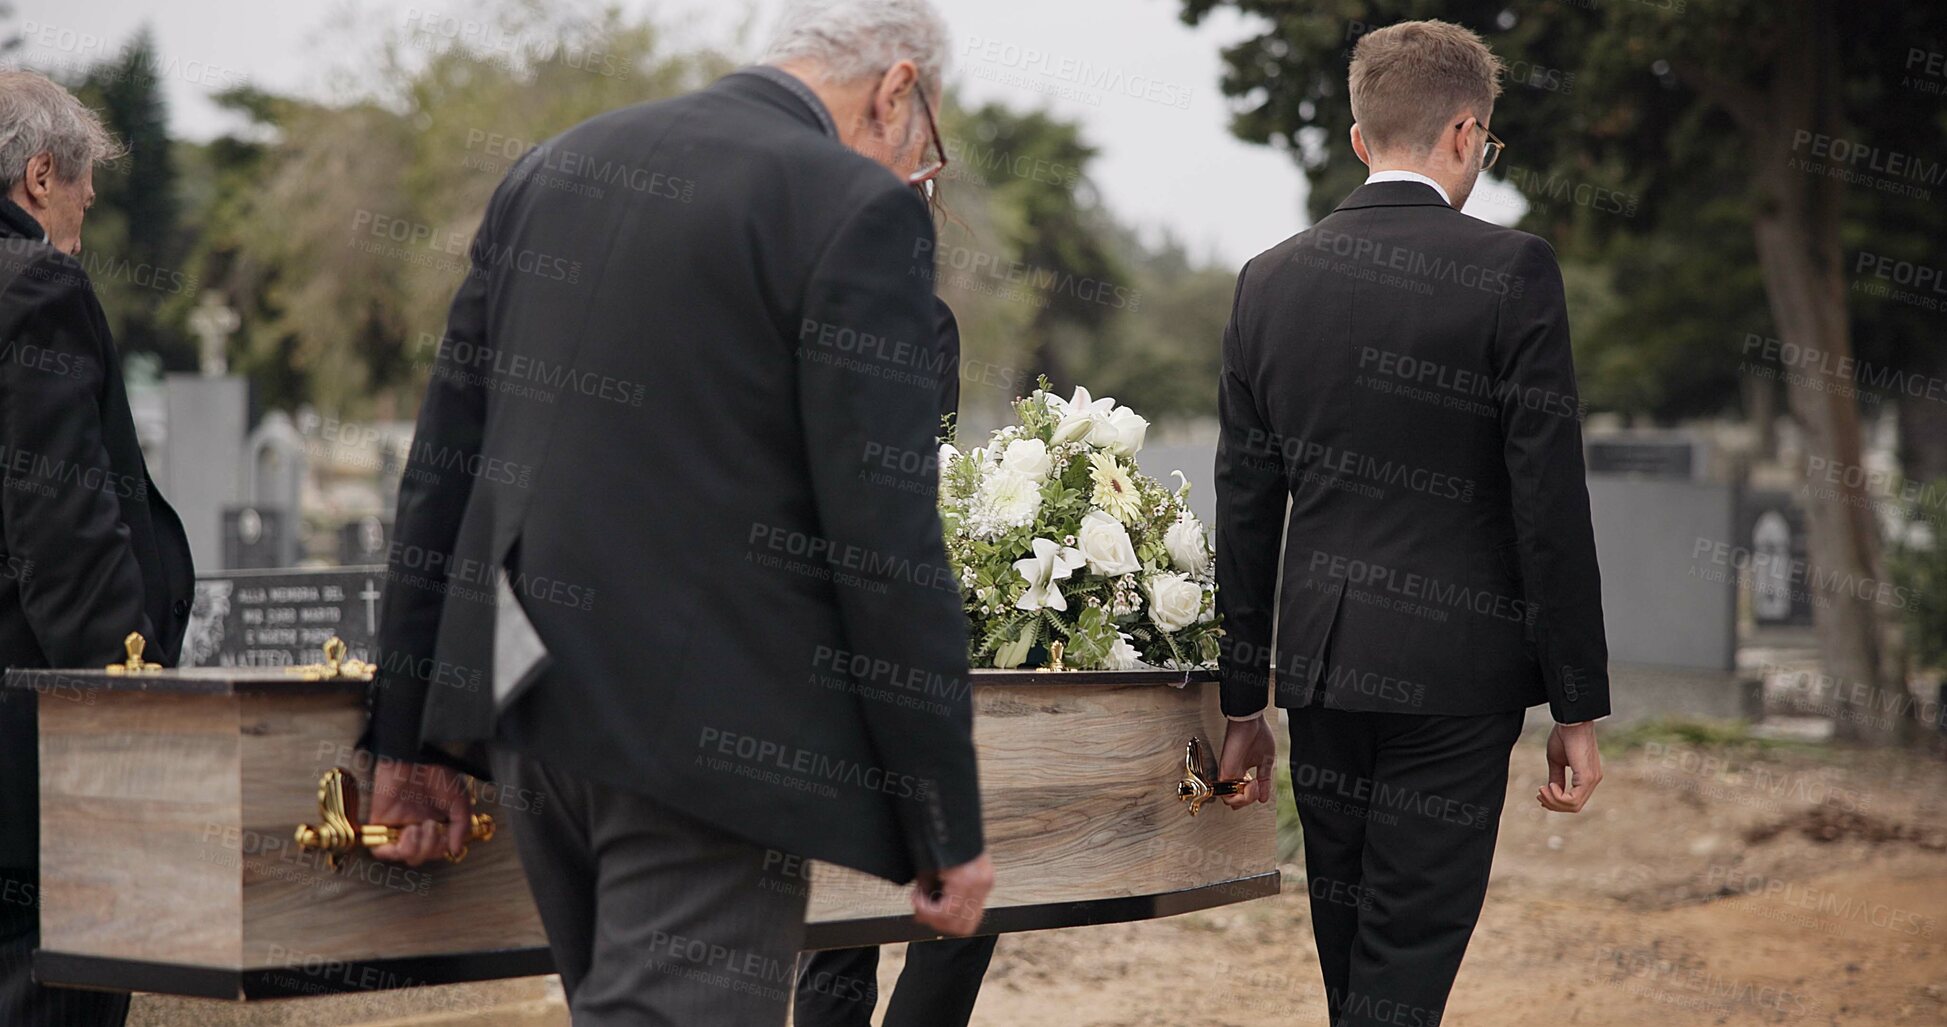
[1214,181,1609,1025]
[0,197,195,1026]
[794,302,997,1027]
[362,70,983,887]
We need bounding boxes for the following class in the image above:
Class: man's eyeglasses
[909,83,948,200]
[1474,122,1505,172]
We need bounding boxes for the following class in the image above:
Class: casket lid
[970,667,1217,687]
[3,633,373,695]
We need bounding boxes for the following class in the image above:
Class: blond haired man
[1214,20,1608,1025]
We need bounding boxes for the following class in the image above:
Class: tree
[77,28,193,369]
[935,102,1128,394]
[1179,0,1944,743]
[179,3,734,414]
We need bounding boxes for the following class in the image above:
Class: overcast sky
[9,0,1517,265]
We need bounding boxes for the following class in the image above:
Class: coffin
[12,626,1276,999]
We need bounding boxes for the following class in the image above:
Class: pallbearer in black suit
[793,300,998,1027]
[0,72,196,1027]
[359,2,992,1023]
[1212,21,1609,1027]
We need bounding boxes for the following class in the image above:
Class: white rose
[1076,509,1141,576]
[1164,516,1210,575]
[1000,438,1054,481]
[1147,572,1203,633]
[1102,406,1149,457]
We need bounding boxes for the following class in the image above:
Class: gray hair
[762,0,949,89]
[0,71,124,191]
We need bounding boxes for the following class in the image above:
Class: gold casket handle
[104,632,161,675]
[294,767,495,870]
[1175,737,1256,816]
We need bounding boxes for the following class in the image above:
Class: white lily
[1013,537,1087,611]
[1050,386,1116,446]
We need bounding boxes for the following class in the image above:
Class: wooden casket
[11,631,1276,999]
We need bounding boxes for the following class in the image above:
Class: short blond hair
[1349,20,1503,158]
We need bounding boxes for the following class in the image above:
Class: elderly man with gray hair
[0,71,196,1027]
[357,1,991,1023]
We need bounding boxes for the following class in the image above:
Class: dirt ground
[942,728,1947,1027]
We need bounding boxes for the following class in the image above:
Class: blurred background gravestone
[160,293,249,573]
[225,412,308,568]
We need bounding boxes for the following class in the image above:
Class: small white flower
[1013,537,1087,612]
[1076,509,1142,576]
[1165,515,1211,576]
[999,438,1054,481]
[1147,571,1203,633]
[1108,631,1147,671]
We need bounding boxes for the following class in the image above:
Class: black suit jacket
[364,71,982,883]
[0,199,195,869]
[1215,181,1608,724]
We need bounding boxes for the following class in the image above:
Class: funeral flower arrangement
[938,382,1220,671]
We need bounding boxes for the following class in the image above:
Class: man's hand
[1218,714,1277,810]
[366,757,474,867]
[912,851,994,937]
[1538,721,1602,813]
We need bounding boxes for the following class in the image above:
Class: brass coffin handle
[1175,736,1256,816]
[104,632,161,675]
[293,767,495,870]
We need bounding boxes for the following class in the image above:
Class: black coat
[1215,181,1609,724]
[364,71,982,884]
[0,199,194,869]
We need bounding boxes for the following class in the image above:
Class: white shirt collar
[1364,170,1452,207]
